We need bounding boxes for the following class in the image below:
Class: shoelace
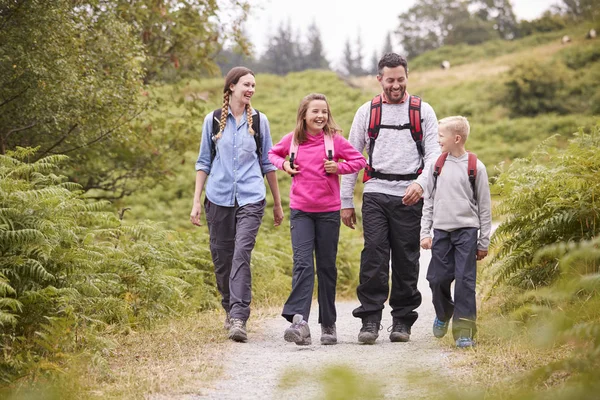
[387,323,409,333]
[363,322,382,332]
[230,319,245,329]
[322,326,335,335]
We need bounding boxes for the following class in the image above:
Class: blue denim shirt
[195,108,277,207]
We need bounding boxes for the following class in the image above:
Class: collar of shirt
[381,91,409,104]
[228,105,257,122]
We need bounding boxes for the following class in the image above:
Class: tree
[471,0,519,39]
[0,0,210,199]
[260,21,303,75]
[556,0,600,21]
[382,32,394,55]
[395,0,450,57]
[0,1,146,194]
[103,0,252,83]
[354,31,366,76]
[342,38,357,76]
[370,51,379,75]
[395,0,518,57]
[305,21,330,70]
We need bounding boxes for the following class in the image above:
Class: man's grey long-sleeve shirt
[340,95,440,209]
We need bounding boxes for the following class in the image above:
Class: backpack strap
[288,133,336,170]
[324,133,334,161]
[210,108,262,169]
[467,151,477,202]
[409,96,425,160]
[364,94,425,182]
[431,152,449,197]
[288,137,299,170]
[430,151,478,202]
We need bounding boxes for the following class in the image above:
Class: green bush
[504,59,571,117]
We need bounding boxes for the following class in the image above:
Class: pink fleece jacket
[268,131,366,213]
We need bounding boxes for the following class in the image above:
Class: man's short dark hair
[378,53,408,75]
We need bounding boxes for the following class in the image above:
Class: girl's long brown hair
[215,66,256,140]
[293,93,341,145]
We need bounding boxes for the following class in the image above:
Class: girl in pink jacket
[268,93,366,345]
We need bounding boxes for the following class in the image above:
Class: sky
[243,0,561,70]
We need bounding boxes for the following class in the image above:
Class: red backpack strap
[408,95,424,158]
[467,151,478,202]
[431,152,448,198]
[324,133,334,161]
[368,95,383,140]
[364,95,383,182]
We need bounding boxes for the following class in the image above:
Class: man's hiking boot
[455,329,475,348]
[320,324,337,345]
[358,320,380,344]
[432,317,449,338]
[389,319,411,342]
[224,312,231,330]
[284,314,311,346]
[228,318,247,342]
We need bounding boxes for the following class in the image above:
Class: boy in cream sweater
[420,116,492,348]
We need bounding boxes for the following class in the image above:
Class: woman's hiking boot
[389,319,411,342]
[228,318,247,342]
[320,324,337,345]
[358,320,381,344]
[284,314,311,345]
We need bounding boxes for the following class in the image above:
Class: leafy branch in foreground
[489,126,600,289]
[0,150,218,383]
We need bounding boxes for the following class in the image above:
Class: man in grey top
[341,53,440,344]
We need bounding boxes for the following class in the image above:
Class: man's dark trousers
[427,227,478,339]
[352,192,423,325]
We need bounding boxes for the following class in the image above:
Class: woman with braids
[190,66,284,343]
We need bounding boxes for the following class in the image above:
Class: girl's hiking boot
[388,319,411,342]
[432,317,449,338]
[320,324,337,345]
[284,314,311,345]
[358,320,381,344]
[228,318,247,342]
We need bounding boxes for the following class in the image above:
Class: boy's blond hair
[439,116,470,142]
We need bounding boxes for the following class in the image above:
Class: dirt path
[153,249,466,399]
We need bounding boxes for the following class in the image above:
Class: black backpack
[210,108,262,165]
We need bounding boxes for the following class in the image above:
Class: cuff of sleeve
[415,177,426,190]
[262,164,278,174]
[195,164,210,174]
[341,197,354,209]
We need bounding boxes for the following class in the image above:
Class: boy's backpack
[432,151,478,201]
[210,108,262,165]
[288,134,335,170]
[363,94,424,182]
